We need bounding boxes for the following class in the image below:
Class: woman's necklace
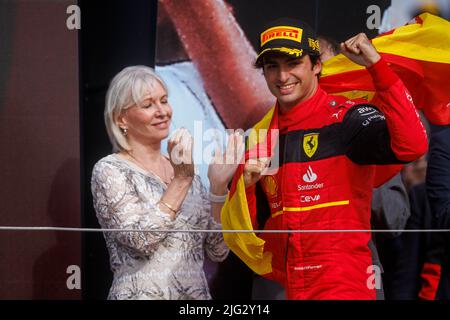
[126,151,173,185]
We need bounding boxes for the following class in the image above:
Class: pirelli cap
[255,18,320,66]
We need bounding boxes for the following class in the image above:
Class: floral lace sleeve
[91,160,174,256]
[199,180,229,262]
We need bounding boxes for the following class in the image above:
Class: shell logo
[262,175,278,197]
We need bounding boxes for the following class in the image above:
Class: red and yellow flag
[321,13,450,125]
[221,107,279,276]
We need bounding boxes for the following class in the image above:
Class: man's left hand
[340,33,381,67]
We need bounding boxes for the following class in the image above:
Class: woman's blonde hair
[104,65,168,151]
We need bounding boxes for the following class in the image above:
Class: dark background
[0,0,80,299]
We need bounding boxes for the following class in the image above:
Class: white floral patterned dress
[91,154,229,300]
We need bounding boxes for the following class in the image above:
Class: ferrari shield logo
[303,133,319,158]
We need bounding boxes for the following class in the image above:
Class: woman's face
[118,81,172,145]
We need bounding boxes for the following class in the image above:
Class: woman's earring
[121,127,128,136]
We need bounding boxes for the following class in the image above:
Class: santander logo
[302,166,317,183]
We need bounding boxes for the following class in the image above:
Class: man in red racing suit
[242,18,428,300]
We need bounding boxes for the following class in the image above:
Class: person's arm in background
[390,125,449,300]
[410,116,450,301]
[370,173,410,300]
[371,173,411,238]
[160,0,273,130]
[389,183,429,299]
[426,124,450,230]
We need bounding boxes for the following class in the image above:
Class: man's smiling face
[262,53,321,112]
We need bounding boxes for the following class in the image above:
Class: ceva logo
[302,166,317,183]
[301,195,321,203]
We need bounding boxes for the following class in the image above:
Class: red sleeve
[368,58,428,162]
[419,262,442,300]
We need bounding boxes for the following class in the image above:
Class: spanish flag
[221,106,282,276]
[321,13,450,125]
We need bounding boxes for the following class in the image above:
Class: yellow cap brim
[256,47,304,65]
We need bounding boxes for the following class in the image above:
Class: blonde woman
[91,66,242,300]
